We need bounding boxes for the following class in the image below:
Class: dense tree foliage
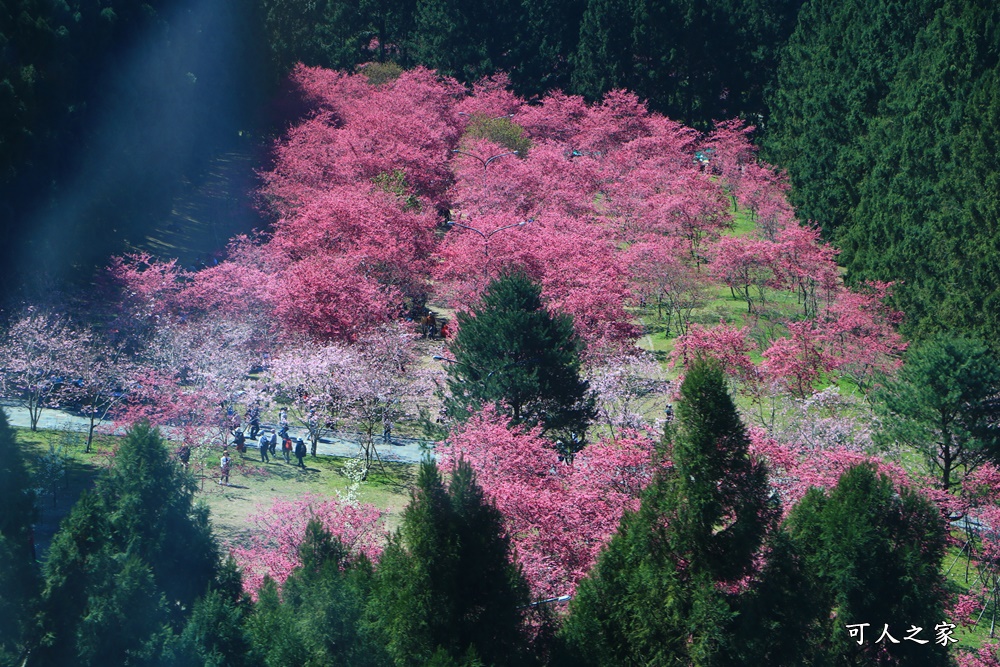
[768,0,1000,345]
[765,0,940,234]
[245,520,384,667]
[559,358,778,664]
[0,410,38,666]
[444,273,595,445]
[254,0,801,128]
[440,407,661,599]
[841,0,1000,343]
[573,0,802,128]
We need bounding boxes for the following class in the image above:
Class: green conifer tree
[35,422,221,666]
[368,458,530,666]
[444,273,595,451]
[876,334,1000,490]
[558,357,777,665]
[0,409,39,665]
[785,463,950,665]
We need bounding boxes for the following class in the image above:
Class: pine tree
[444,273,595,450]
[785,464,950,665]
[876,334,1000,490]
[35,422,222,666]
[368,458,530,666]
[0,409,39,665]
[246,520,386,667]
[558,357,777,665]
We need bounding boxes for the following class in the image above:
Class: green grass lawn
[17,426,417,562]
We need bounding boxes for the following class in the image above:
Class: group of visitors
[418,310,450,339]
[175,404,314,488]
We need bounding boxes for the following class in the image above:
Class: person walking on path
[220,451,232,486]
[258,432,270,463]
[382,416,393,444]
[282,434,292,463]
[268,430,278,458]
[294,438,307,469]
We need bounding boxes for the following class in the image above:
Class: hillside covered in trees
[2,0,1000,664]
[3,0,998,347]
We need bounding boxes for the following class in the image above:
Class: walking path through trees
[0,400,432,464]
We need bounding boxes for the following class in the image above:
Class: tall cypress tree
[558,357,777,665]
[368,458,530,666]
[168,559,254,667]
[0,409,39,665]
[444,273,595,450]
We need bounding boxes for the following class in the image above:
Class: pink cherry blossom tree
[0,309,91,431]
[439,407,662,599]
[709,235,785,313]
[231,493,386,595]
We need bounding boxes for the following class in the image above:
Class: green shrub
[361,61,404,86]
[461,114,531,155]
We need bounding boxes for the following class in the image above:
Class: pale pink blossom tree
[0,310,91,431]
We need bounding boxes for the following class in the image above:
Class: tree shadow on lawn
[19,432,105,562]
[362,460,416,494]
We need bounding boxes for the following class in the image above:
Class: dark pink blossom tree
[231,493,385,595]
[709,235,784,313]
[439,407,661,599]
[626,237,709,336]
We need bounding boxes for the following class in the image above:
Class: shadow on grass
[363,460,417,494]
[18,430,106,562]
